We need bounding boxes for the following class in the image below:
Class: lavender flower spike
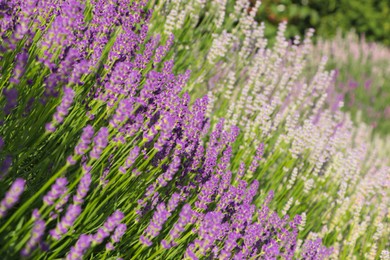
[106,223,127,251]
[66,234,92,260]
[90,127,109,159]
[0,178,26,218]
[141,203,171,246]
[93,210,125,244]
[21,219,46,256]
[73,173,92,205]
[74,125,95,155]
[43,177,68,205]
[46,87,75,132]
[50,204,81,240]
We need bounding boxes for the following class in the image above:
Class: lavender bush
[0,0,388,260]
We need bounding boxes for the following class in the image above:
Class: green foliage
[252,0,390,46]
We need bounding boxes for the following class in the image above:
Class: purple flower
[249,143,264,173]
[3,88,18,114]
[0,178,26,218]
[301,238,333,260]
[141,203,171,246]
[75,125,95,155]
[66,234,92,260]
[195,174,220,210]
[185,211,225,258]
[105,223,127,251]
[119,146,140,174]
[10,50,28,85]
[103,210,125,232]
[52,193,70,219]
[111,223,127,243]
[156,155,181,187]
[73,173,91,205]
[167,193,181,212]
[50,204,81,240]
[21,219,46,256]
[90,127,109,159]
[43,177,68,205]
[93,210,125,244]
[154,34,174,64]
[93,227,110,244]
[109,98,134,128]
[46,87,76,132]
[219,232,241,259]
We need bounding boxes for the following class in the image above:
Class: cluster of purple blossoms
[105,223,127,251]
[50,204,81,240]
[46,87,76,132]
[73,173,92,205]
[0,178,26,218]
[301,238,333,260]
[140,203,171,246]
[49,172,92,240]
[92,210,125,244]
[66,211,126,260]
[43,177,68,205]
[75,125,95,156]
[119,146,140,174]
[21,211,46,257]
[137,118,332,259]
[66,234,92,260]
[90,127,109,160]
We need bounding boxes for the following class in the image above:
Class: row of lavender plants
[0,0,388,260]
[148,0,390,259]
[309,30,390,135]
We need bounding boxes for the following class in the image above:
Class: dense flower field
[0,0,388,259]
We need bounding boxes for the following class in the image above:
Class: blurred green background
[251,0,390,46]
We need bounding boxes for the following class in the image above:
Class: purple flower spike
[0,178,26,218]
[66,234,92,260]
[93,227,110,244]
[45,122,56,133]
[105,223,127,251]
[109,99,133,128]
[3,88,18,114]
[93,210,125,244]
[103,210,125,232]
[21,219,46,256]
[75,125,94,155]
[43,177,68,205]
[90,127,109,159]
[10,50,28,85]
[119,146,140,174]
[141,203,171,246]
[73,173,92,205]
[111,223,127,243]
[167,193,181,212]
[53,87,76,124]
[50,204,81,240]
[301,238,333,260]
[169,204,194,240]
[249,143,264,173]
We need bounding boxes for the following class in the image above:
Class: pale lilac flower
[0,178,26,218]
